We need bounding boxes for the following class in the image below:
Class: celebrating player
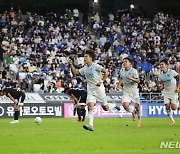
[116,57,141,127]
[69,50,120,131]
[155,59,179,125]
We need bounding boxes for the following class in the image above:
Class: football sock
[14,110,20,120]
[136,110,141,121]
[166,109,174,122]
[126,107,134,113]
[77,108,81,121]
[82,108,86,121]
[73,107,77,116]
[88,110,94,127]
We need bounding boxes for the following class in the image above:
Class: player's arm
[101,68,109,81]
[116,78,123,91]
[69,59,79,76]
[96,68,109,86]
[126,75,140,83]
[126,69,140,83]
[7,93,17,104]
[174,74,180,93]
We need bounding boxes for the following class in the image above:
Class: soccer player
[155,60,179,125]
[69,50,120,131]
[116,57,141,127]
[0,87,26,123]
[64,87,87,122]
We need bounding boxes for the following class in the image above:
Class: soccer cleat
[169,121,176,125]
[10,120,19,124]
[111,101,121,111]
[132,111,136,121]
[115,105,121,111]
[136,121,141,127]
[83,125,94,131]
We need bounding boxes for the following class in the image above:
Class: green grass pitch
[0,117,179,154]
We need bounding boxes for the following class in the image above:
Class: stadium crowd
[0,7,179,95]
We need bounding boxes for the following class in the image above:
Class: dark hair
[85,50,96,61]
[160,59,168,65]
[123,57,132,64]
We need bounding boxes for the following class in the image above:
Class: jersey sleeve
[79,67,85,75]
[94,63,103,72]
[171,70,178,77]
[133,69,139,79]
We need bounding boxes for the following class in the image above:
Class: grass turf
[0,117,179,154]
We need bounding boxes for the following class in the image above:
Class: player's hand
[69,59,73,66]
[126,75,133,80]
[175,87,180,93]
[154,71,160,76]
[116,84,122,91]
[96,82,102,87]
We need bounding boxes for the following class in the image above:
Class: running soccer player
[116,57,141,127]
[0,87,26,123]
[69,50,120,131]
[155,59,179,125]
[64,87,87,122]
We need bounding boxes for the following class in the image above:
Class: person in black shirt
[0,44,5,69]
[0,87,26,123]
[64,88,87,122]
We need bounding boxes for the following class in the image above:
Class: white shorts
[163,92,179,105]
[86,85,108,106]
[122,92,140,104]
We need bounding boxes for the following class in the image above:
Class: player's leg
[73,106,77,117]
[165,103,175,125]
[164,96,175,125]
[76,107,82,121]
[81,105,86,122]
[134,103,141,127]
[10,93,25,124]
[122,94,136,120]
[10,104,20,124]
[97,89,120,111]
[83,95,95,131]
[122,101,136,120]
[169,96,178,125]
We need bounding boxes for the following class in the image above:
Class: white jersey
[120,67,139,94]
[159,69,178,95]
[79,63,107,105]
[79,63,104,90]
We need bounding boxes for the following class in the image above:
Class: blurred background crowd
[0,5,179,96]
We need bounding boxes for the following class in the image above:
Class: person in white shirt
[69,50,120,131]
[154,59,180,125]
[117,57,141,127]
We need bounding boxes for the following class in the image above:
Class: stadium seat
[59,57,68,64]
[19,72,26,80]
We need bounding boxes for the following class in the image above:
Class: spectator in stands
[56,78,62,93]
